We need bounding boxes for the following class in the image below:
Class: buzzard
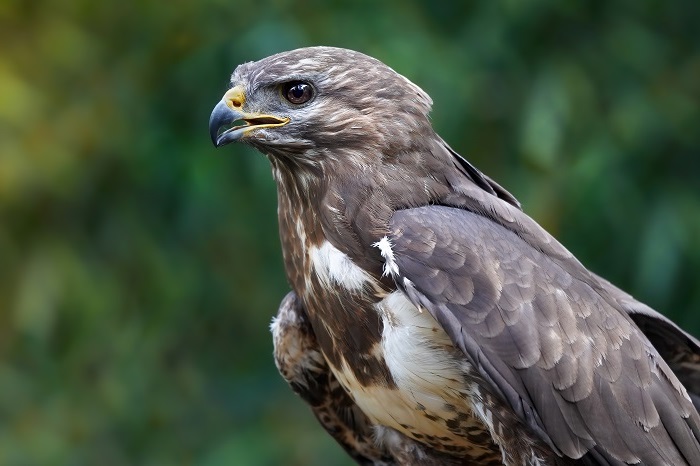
[209,47,700,465]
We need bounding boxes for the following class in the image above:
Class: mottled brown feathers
[210,46,700,465]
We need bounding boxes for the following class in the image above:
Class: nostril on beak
[224,86,246,111]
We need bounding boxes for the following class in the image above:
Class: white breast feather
[309,241,372,291]
[372,236,399,277]
[330,290,477,445]
[306,241,493,450]
[379,292,465,394]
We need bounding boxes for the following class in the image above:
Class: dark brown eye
[283,81,313,104]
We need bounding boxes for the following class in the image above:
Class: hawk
[209,47,700,465]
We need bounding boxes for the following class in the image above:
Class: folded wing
[386,205,700,464]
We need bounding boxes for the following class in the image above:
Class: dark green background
[2,1,699,465]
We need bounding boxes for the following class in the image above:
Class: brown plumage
[209,46,700,465]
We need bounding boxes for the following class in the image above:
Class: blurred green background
[2,1,700,465]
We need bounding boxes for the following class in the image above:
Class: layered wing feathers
[388,205,700,464]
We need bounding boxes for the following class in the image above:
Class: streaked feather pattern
[209,46,700,465]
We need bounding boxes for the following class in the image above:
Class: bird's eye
[283,81,313,105]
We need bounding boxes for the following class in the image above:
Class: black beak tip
[209,127,221,147]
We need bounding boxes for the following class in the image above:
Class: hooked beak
[209,86,289,147]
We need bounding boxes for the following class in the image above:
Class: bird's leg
[271,291,395,465]
[374,426,489,466]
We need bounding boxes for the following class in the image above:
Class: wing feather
[386,205,700,464]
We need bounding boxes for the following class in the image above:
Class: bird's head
[209,46,434,166]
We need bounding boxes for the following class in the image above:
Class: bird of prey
[209,47,700,465]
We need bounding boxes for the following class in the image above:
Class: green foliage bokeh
[1,1,699,465]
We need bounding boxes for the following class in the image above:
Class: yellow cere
[224,86,245,110]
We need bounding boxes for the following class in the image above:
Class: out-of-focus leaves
[0,1,699,465]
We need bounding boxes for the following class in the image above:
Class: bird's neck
[269,157,397,387]
[269,158,327,293]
